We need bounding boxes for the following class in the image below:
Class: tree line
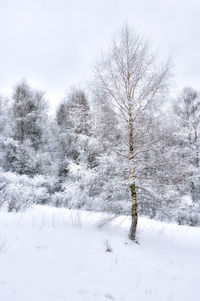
[0,25,199,240]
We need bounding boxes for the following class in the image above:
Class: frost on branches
[0,27,199,237]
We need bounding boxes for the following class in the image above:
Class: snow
[0,205,200,301]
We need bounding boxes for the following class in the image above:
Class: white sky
[0,0,200,110]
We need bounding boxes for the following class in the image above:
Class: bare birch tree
[94,25,170,241]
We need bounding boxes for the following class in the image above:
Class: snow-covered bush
[0,183,34,211]
[0,170,51,211]
[51,191,69,207]
[177,196,200,226]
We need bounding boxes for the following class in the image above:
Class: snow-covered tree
[0,95,10,166]
[56,88,91,179]
[174,88,200,201]
[3,80,48,175]
[94,25,170,240]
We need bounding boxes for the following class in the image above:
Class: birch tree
[94,25,170,241]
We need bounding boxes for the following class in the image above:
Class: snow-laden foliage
[0,170,52,211]
[2,80,48,176]
[0,78,200,226]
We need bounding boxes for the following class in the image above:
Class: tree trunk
[129,182,138,241]
[128,112,138,241]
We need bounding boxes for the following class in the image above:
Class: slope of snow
[0,205,200,301]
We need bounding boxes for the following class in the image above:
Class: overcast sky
[0,0,200,109]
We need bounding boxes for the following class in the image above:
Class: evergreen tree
[56,88,91,179]
[3,80,47,175]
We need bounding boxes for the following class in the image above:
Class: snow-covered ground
[0,205,200,301]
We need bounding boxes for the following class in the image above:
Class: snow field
[0,205,200,301]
